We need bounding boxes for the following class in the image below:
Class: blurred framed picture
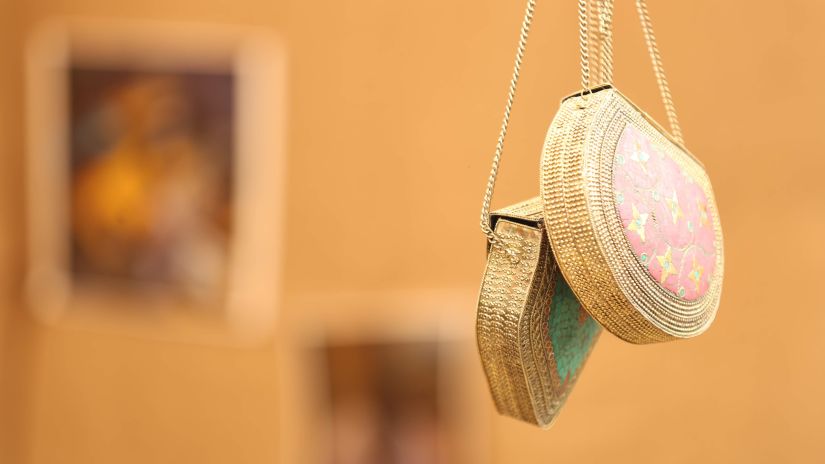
[321,340,446,464]
[25,19,287,344]
[68,68,234,303]
[277,290,491,464]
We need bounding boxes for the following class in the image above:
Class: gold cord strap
[635,0,683,144]
[578,0,613,95]
[578,0,683,143]
[589,0,614,85]
[481,0,684,250]
[479,0,536,260]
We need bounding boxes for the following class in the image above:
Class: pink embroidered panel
[613,126,716,301]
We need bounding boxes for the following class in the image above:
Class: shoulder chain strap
[589,0,614,85]
[478,0,536,261]
[635,0,683,144]
[579,0,683,143]
[480,0,683,253]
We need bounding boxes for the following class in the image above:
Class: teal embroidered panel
[549,278,601,382]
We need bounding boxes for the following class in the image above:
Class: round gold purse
[539,1,724,344]
[541,86,724,344]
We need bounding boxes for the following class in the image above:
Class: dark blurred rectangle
[69,67,234,306]
[320,341,450,464]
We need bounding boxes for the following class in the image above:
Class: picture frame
[24,18,288,345]
[277,289,492,464]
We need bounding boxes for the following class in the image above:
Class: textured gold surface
[476,199,599,427]
[540,86,724,344]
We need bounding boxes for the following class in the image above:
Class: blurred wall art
[321,341,443,464]
[69,68,234,305]
[277,290,490,464]
[24,19,288,343]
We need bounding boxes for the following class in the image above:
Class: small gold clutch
[476,198,601,427]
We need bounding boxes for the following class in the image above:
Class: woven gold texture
[540,87,724,344]
[476,198,599,427]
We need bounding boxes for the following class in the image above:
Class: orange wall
[1,0,24,458]
[2,0,825,463]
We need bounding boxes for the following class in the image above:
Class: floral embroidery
[688,255,704,291]
[629,140,650,172]
[665,191,684,224]
[613,126,717,301]
[697,199,709,227]
[627,204,649,242]
[656,246,676,284]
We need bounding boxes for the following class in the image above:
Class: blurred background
[0,0,824,463]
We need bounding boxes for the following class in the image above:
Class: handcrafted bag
[477,0,725,425]
[476,197,600,427]
[475,0,615,426]
[539,1,724,344]
[479,0,724,345]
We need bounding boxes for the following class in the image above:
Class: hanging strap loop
[589,0,615,86]
[478,0,536,260]
[635,0,684,144]
[577,0,683,143]
[481,0,684,251]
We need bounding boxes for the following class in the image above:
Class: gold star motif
[697,199,709,227]
[656,246,676,284]
[629,141,650,172]
[665,191,684,224]
[688,255,704,291]
[627,204,649,242]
